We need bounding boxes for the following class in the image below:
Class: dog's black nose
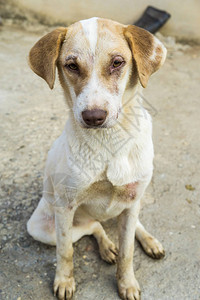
[82,109,107,127]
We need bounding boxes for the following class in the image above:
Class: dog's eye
[110,56,125,73]
[113,60,123,68]
[66,63,79,71]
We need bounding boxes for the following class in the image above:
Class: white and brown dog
[27,17,167,300]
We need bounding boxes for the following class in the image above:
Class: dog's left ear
[29,27,67,89]
[124,25,167,88]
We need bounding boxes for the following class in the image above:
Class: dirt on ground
[0,23,200,300]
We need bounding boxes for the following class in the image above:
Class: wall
[13,0,200,41]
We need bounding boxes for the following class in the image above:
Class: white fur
[80,17,98,55]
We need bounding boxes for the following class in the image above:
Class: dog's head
[29,18,166,129]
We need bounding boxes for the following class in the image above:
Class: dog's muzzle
[82,109,107,127]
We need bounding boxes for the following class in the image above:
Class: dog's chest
[80,180,138,221]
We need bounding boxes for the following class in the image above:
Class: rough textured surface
[1,0,200,42]
[0,25,200,300]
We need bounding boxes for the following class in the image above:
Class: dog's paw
[118,275,141,300]
[140,236,165,259]
[54,275,75,300]
[99,239,118,264]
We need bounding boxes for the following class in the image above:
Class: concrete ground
[0,24,200,300]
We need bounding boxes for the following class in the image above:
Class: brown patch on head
[29,18,166,105]
[49,19,139,103]
[58,21,93,97]
[124,25,167,87]
[62,62,91,97]
[95,19,135,94]
[57,18,137,102]
[29,27,67,89]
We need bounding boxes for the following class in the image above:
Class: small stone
[191,225,196,229]
[186,199,192,204]
[22,266,30,273]
[185,184,195,191]
[85,244,94,252]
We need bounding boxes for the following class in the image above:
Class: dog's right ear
[29,27,67,89]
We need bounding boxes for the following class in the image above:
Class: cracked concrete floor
[0,25,200,300]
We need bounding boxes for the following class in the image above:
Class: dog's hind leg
[135,219,165,259]
[27,197,56,245]
[27,199,101,246]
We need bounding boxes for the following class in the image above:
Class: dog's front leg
[54,205,76,300]
[117,200,141,300]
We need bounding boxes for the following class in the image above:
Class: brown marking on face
[58,21,93,97]
[57,18,140,105]
[96,19,134,95]
[125,55,139,89]
[29,17,165,111]
[61,53,92,96]
[57,63,73,107]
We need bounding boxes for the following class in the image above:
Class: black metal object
[134,6,171,33]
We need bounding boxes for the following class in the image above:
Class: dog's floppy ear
[124,25,167,88]
[29,27,67,89]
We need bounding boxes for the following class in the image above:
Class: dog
[27,17,167,300]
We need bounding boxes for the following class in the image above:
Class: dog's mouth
[82,123,108,129]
